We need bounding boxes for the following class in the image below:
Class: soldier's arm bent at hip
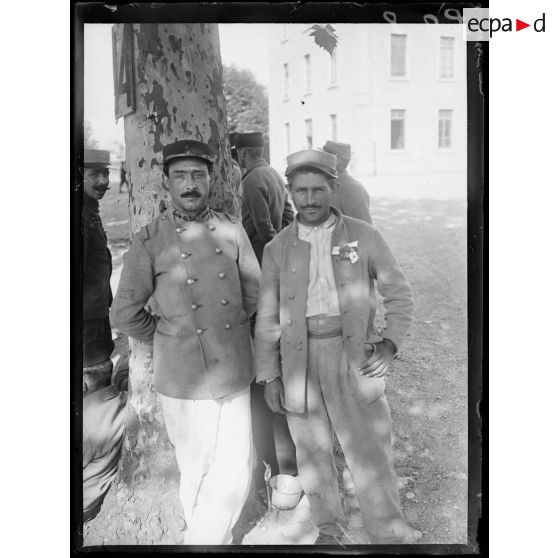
[110,234,157,343]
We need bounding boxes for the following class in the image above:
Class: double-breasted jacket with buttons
[254,208,414,413]
[111,208,261,400]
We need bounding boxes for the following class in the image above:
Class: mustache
[180,190,201,198]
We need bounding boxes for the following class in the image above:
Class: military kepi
[84,149,112,169]
[235,132,264,148]
[285,149,338,178]
[323,140,351,161]
[162,140,215,165]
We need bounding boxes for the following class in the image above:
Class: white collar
[297,212,336,236]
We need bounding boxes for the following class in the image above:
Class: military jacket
[111,208,261,400]
[83,196,112,320]
[241,159,294,263]
[333,170,373,224]
[254,208,413,413]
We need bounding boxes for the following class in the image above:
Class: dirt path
[85,190,468,546]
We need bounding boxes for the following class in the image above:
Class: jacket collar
[242,158,267,179]
[288,206,345,239]
[84,193,100,212]
[171,205,212,223]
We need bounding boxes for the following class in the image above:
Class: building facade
[267,24,467,198]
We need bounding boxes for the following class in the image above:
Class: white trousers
[159,386,253,545]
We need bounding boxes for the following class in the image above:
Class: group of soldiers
[81,131,421,545]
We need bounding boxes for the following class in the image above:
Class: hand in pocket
[358,340,396,379]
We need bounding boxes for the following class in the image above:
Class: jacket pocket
[348,348,386,404]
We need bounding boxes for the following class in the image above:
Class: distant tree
[84,119,97,148]
[223,65,268,133]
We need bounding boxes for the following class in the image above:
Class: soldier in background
[236,131,298,487]
[229,132,243,196]
[323,141,373,224]
[119,160,129,193]
[81,148,127,521]
[82,148,115,394]
[237,132,294,264]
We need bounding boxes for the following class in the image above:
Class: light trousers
[159,386,253,545]
[286,335,414,543]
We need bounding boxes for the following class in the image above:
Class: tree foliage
[223,65,268,134]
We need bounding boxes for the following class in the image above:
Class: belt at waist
[306,314,342,339]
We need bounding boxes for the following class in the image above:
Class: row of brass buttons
[172,218,228,336]
[180,250,222,258]
[175,223,217,232]
[196,323,232,334]
[186,273,226,283]
[191,300,228,308]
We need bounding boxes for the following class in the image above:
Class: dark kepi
[236,132,264,148]
[162,139,215,165]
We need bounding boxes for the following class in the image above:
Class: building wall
[268,24,467,198]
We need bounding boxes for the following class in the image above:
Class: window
[283,63,290,99]
[285,122,291,153]
[439,37,454,78]
[330,114,338,141]
[305,119,313,148]
[390,109,405,150]
[390,34,406,77]
[330,48,337,84]
[438,110,452,148]
[304,54,311,93]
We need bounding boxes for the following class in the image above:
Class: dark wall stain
[205,68,224,116]
[196,42,208,64]
[142,80,172,153]
[184,71,196,94]
[150,158,159,169]
[194,125,203,141]
[170,62,179,80]
[208,118,224,180]
[172,106,178,123]
[136,25,165,85]
[138,157,145,168]
[160,56,169,82]
[168,35,184,64]
[181,120,192,137]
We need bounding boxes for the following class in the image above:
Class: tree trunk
[83,23,241,546]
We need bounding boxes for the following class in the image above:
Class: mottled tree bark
[84,23,240,546]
